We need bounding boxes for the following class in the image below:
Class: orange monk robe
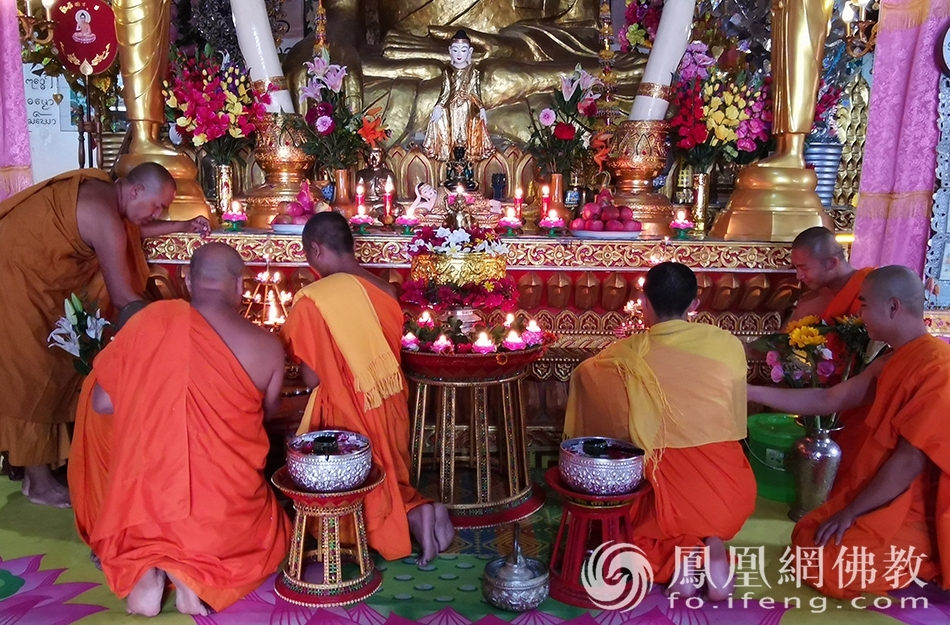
[819,267,874,484]
[792,334,950,599]
[281,274,428,561]
[564,321,756,584]
[0,170,149,466]
[86,300,290,612]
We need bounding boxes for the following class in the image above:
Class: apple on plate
[272,214,292,225]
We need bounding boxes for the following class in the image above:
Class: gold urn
[409,253,507,285]
[245,113,317,229]
[606,120,674,237]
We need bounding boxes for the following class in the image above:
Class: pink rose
[315,115,335,135]
[770,365,785,384]
[539,108,556,127]
[766,350,781,367]
[816,360,836,378]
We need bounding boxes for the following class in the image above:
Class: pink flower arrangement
[400,277,519,312]
[619,0,664,51]
[538,109,556,127]
[164,46,269,165]
[527,66,600,177]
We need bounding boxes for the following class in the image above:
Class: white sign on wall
[22,66,80,182]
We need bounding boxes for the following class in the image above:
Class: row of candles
[402,312,545,354]
[242,256,293,328]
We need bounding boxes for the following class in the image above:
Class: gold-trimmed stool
[271,465,385,607]
[405,365,545,528]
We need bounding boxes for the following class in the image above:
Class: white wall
[23,67,80,183]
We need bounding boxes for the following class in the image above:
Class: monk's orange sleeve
[891,365,950,474]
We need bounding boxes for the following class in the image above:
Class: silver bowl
[482,525,549,612]
[558,437,644,495]
[286,430,372,492]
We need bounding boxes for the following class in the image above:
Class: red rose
[316,102,334,118]
[553,122,576,141]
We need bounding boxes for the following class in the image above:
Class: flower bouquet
[164,46,269,166]
[809,78,844,143]
[48,294,110,376]
[619,0,663,51]
[298,51,389,171]
[526,65,601,178]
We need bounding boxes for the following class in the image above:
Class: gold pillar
[113,0,209,221]
[710,0,835,241]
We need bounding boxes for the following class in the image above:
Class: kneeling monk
[749,265,950,599]
[564,262,756,600]
[281,212,453,566]
[84,243,291,616]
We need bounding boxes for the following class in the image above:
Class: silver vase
[803,140,843,208]
[789,426,841,521]
[449,307,480,334]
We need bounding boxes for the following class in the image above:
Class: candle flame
[506,330,521,341]
[435,334,451,345]
[385,177,394,193]
[231,200,243,212]
[548,209,557,220]
[506,207,515,219]
[456,184,465,196]
[505,313,515,325]
[542,185,550,196]
[526,319,541,332]
[475,331,492,345]
[515,187,523,199]
[676,209,686,221]
[637,277,645,288]
[356,181,365,194]
[419,311,432,324]
[404,331,417,341]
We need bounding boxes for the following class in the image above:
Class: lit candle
[383,177,394,217]
[523,320,545,346]
[456,184,466,198]
[507,207,515,220]
[231,200,243,214]
[418,311,434,328]
[676,209,687,222]
[514,187,523,218]
[401,332,421,351]
[431,334,453,354]
[637,276,646,289]
[472,331,497,354]
[355,178,365,207]
[502,330,526,351]
[548,209,558,221]
[243,290,252,299]
[504,313,515,328]
[541,185,551,213]
[406,205,415,218]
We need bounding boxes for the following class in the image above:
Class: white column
[628,0,696,121]
[231,0,295,113]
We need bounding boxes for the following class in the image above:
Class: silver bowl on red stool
[286,430,372,492]
[558,437,645,495]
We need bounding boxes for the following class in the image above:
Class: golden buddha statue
[355,147,397,209]
[283,0,646,145]
[709,0,835,240]
[112,0,208,220]
[423,30,494,162]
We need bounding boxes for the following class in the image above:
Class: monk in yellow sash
[281,212,454,566]
[565,262,756,600]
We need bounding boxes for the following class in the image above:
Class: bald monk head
[858,265,928,346]
[791,227,854,291]
[302,211,356,276]
[186,243,245,309]
[118,163,177,225]
[642,262,698,326]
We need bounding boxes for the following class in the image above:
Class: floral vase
[214,164,233,219]
[804,140,844,208]
[691,172,709,239]
[331,168,355,218]
[789,421,842,521]
[547,173,572,223]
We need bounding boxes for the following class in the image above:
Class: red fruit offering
[285,201,305,217]
[619,206,634,222]
[272,214,292,224]
[582,202,601,218]
[624,220,642,232]
[589,220,605,231]
[601,206,620,222]
[291,215,309,225]
[584,219,597,230]
[570,217,587,231]
[606,219,625,232]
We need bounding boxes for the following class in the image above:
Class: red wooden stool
[546,466,645,609]
[271,465,385,607]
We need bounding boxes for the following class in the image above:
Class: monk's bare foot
[166,570,209,616]
[665,550,701,599]
[704,536,734,601]
[127,568,165,616]
[432,503,455,552]
[407,504,439,566]
[22,465,71,508]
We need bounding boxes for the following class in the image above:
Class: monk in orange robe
[281,212,453,566]
[83,243,290,616]
[784,226,876,485]
[750,266,950,599]
[564,262,756,601]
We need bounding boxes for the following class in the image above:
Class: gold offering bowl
[606,120,674,237]
[409,253,507,285]
[245,113,316,229]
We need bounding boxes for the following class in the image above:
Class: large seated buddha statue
[283,0,646,146]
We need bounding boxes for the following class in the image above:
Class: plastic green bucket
[746,413,805,502]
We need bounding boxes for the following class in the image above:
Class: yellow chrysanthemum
[786,315,821,332]
[789,326,825,349]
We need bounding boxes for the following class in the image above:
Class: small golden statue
[355,147,397,210]
[444,189,474,230]
[423,30,495,163]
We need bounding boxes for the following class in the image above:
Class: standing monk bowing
[750,266,950,598]
[281,212,454,566]
[564,263,756,600]
[0,163,207,508]
[86,243,290,616]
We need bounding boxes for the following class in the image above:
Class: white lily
[435,227,453,239]
[86,310,110,341]
[48,318,81,358]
